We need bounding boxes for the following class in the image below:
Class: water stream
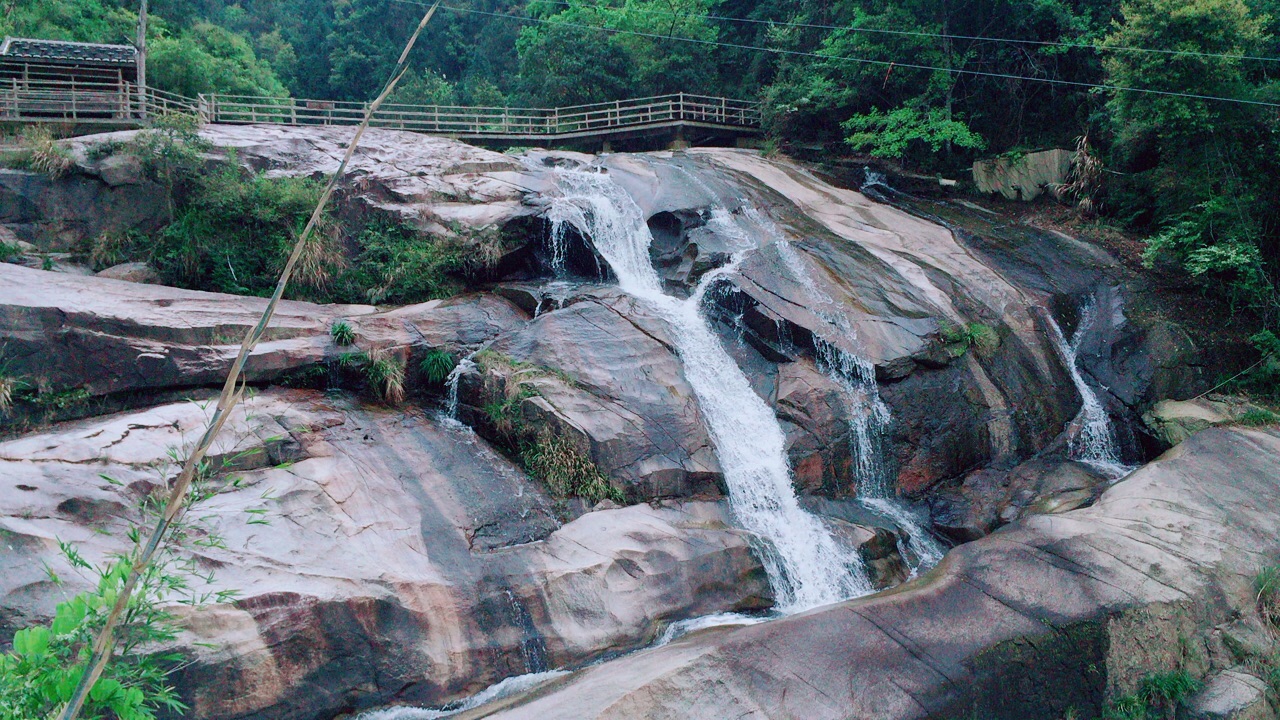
[1043,297,1132,479]
[753,209,945,573]
[546,166,872,611]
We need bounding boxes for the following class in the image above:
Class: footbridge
[2,83,762,150]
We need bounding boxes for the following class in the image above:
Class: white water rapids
[546,167,872,610]
[1044,297,1132,479]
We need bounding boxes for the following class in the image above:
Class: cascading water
[757,210,945,572]
[545,167,872,610]
[443,353,478,424]
[1044,297,1132,479]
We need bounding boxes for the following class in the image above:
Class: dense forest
[5,0,1280,391]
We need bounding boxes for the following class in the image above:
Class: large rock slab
[0,264,527,405]
[0,389,771,720]
[478,427,1280,720]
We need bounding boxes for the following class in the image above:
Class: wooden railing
[1,82,760,139]
[0,79,199,123]
[199,92,761,136]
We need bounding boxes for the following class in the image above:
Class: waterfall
[443,353,478,424]
[756,210,945,573]
[545,167,871,611]
[1043,298,1132,479]
[505,590,549,674]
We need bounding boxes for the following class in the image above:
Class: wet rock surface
[479,428,1280,720]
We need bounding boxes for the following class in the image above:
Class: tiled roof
[0,37,137,65]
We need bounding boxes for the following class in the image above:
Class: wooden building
[0,37,139,122]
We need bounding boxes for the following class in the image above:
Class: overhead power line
[390,0,1280,109]
[526,0,1280,64]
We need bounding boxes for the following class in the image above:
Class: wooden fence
[0,78,197,124]
[2,84,760,139]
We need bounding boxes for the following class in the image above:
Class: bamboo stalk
[55,4,440,718]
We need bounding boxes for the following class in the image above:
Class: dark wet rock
[0,167,168,252]
[479,427,1280,720]
[773,358,854,495]
[930,458,1109,542]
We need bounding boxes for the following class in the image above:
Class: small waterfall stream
[1044,297,1132,479]
[546,166,872,611]
[756,210,945,573]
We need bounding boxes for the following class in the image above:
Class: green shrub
[339,221,465,305]
[26,387,91,411]
[0,552,188,720]
[151,166,341,298]
[0,240,21,264]
[0,436,258,719]
[330,321,356,347]
[522,435,623,504]
[87,229,148,272]
[86,139,127,162]
[941,322,1001,358]
[419,349,457,384]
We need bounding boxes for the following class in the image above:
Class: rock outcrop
[0,126,1229,720]
[0,390,772,719]
[1143,396,1262,447]
[476,427,1280,720]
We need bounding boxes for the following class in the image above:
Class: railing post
[197,93,208,123]
[678,92,684,120]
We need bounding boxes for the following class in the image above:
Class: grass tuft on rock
[522,435,623,504]
[941,321,1001,358]
[1257,566,1280,631]
[15,126,74,179]
[419,348,457,385]
[1103,669,1201,720]
[337,349,406,405]
[475,352,622,504]
[1239,407,1280,427]
[330,321,356,347]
